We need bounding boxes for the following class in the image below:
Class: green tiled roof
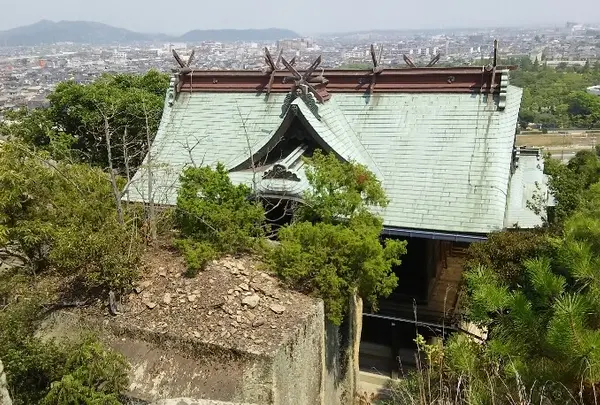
[126,83,524,235]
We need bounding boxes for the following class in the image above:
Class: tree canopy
[508,57,600,129]
[0,71,169,172]
[0,140,141,291]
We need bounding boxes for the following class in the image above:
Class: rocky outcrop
[39,251,355,405]
[0,359,12,405]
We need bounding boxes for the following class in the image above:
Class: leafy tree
[3,71,169,172]
[0,140,140,291]
[464,229,552,288]
[297,150,388,223]
[509,60,600,129]
[0,108,58,147]
[269,151,406,324]
[47,72,168,171]
[568,91,600,128]
[174,163,265,276]
[545,150,600,224]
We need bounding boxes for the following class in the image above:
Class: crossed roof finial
[281,55,328,103]
[264,47,296,98]
[369,44,384,93]
[172,49,195,74]
[402,52,441,68]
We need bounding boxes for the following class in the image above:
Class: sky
[0,0,598,34]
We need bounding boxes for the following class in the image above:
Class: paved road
[553,151,578,163]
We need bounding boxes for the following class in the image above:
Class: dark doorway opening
[360,236,445,376]
[261,197,297,238]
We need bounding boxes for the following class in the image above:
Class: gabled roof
[227,97,383,179]
[126,67,527,235]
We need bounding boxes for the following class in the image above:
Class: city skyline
[0,0,599,35]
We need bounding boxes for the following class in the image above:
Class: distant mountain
[0,20,166,46]
[178,28,300,42]
[0,20,301,46]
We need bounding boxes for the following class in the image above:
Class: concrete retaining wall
[271,303,323,405]
[40,301,355,405]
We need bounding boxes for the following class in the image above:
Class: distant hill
[0,20,301,46]
[178,28,300,42]
[0,20,165,46]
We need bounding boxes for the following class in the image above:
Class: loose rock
[269,304,286,314]
[145,301,157,310]
[241,294,260,309]
[134,280,152,294]
[163,293,172,305]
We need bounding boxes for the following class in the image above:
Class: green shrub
[174,239,217,278]
[0,300,129,405]
[270,219,405,324]
[174,163,265,274]
[465,229,553,288]
[49,222,141,291]
[269,151,406,324]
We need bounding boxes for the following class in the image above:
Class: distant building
[277,38,311,51]
[166,43,187,53]
[113,50,127,60]
[545,60,587,68]
[587,85,600,96]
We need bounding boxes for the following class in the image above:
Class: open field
[517,132,599,162]
[517,132,600,148]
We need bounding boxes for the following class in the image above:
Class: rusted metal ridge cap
[177,66,516,94]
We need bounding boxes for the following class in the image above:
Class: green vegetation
[1,70,169,172]
[171,151,406,324]
[0,139,138,403]
[545,148,600,223]
[268,151,406,324]
[1,71,406,402]
[0,298,129,405]
[0,140,141,291]
[508,57,600,129]
[0,72,165,404]
[5,62,600,404]
[174,163,265,276]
